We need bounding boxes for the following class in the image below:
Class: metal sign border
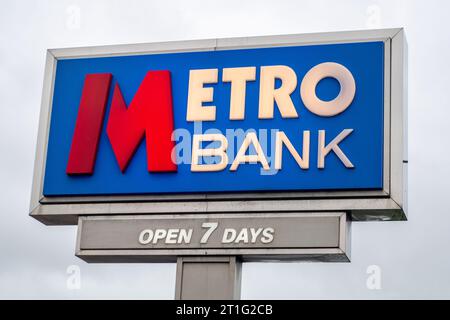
[29,28,407,225]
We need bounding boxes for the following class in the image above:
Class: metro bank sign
[43,41,384,196]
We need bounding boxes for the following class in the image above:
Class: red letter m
[66,71,177,174]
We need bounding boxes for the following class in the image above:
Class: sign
[44,42,383,196]
[29,29,407,300]
[76,213,349,262]
[30,28,407,225]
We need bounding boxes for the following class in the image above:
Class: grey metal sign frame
[29,28,407,225]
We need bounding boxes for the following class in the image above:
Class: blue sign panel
[44,41,384,196]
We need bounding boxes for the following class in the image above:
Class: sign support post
[175,256,242,300]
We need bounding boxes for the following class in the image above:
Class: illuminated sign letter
[222,67,256,120]
[275,131,310,170]
[318,129,354,169]
[191,134,229,172]
[230,132,270,171]
[66,71,177,174]
[258,66,298,119]
[300,62,356,117]
[186,69,218,121]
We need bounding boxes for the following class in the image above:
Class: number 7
[200,222,218,243]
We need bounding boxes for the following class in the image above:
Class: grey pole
[175,256,242,300]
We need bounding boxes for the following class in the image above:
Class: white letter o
[300,62,356,117]
[139,229,154,245]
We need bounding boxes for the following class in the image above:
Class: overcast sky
[1,0,449,299]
